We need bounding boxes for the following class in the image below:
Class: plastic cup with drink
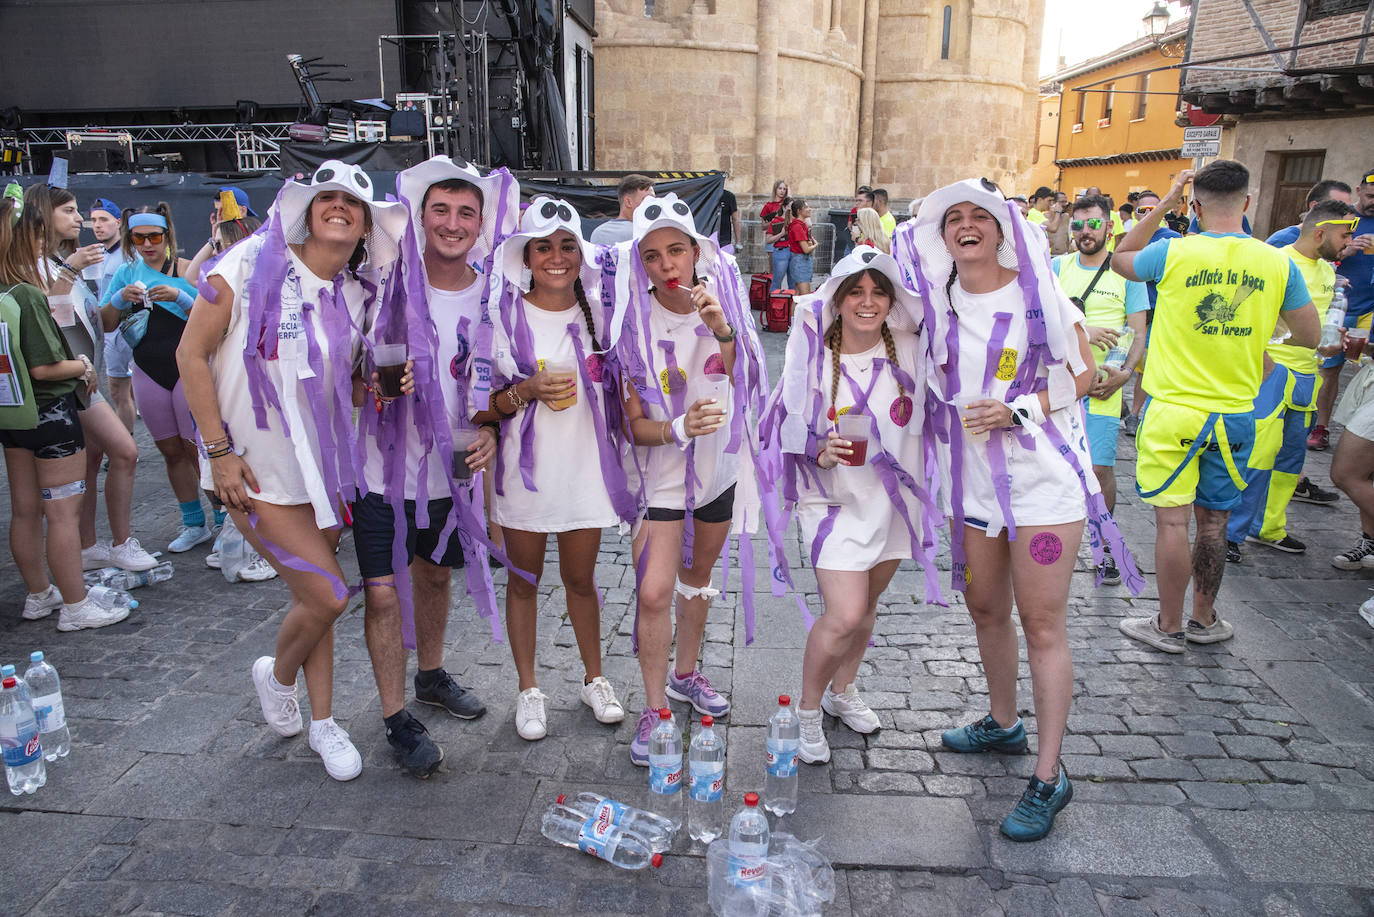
[1345,326,1369,364]
[372,343,408,398]
[688,374,730,433]
[544,361,578,410]
[836,414,870,466]
[451,428,480,481]
[954,394,991,443]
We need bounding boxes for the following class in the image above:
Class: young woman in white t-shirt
[610,194,773,767]
[894,178,1132,843]
[764,246,937,767]
[178,161,408,783]
[472,196,635,742]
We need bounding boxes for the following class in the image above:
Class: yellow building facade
[592,0,1046,198]
[1030,23,1188,203]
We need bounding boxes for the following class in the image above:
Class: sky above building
[1040,0,1187,76]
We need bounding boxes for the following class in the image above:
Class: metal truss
[19,122,294,172]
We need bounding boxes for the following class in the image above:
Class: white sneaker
[308,718,362,781]
[81,540,112,571]
[798,707,830,764]
[110,537,158,572]
[205,551,222,570]
[251,656,302,736]
[580,676,625,724]
[821,683,881,734]
[515,687,548,740]
[1360,596,1374,629]
[57,597,130,631]
[168,524,212,553]
[22,585,63,620]
[236,553,279,582]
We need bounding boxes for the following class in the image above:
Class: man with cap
[353,157,517,776]
[85,198,136,433]
[1112,163,1320,654]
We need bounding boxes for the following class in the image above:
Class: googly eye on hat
[631,192,717,274]
[799,244,922,334]
[276,159,408,270]
[397,155,519,265]
[493,195,599,293]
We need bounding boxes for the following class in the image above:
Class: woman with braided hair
[763,245,938,766]
[471,195,636,742]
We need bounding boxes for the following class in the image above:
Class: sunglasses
[1070,218,1104,232]
[132,231,165,245]
[1316,218,1358,230]
[1135,205,1155,215]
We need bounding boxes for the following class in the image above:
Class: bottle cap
[659,708,672,720]
[778,694,791,706]
[30,651,43,662]
[702,715,714,728]
[0,665,13,678]
[651,853,664,868]
[556,794,566,805]
[744,792,759,807]
[2,677,15,689]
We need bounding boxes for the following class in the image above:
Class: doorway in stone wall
[1269,151,1326,233]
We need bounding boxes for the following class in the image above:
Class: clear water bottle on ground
[84,585,138,612]
[23,652,69,760]
[556,791,675,853]
[540,801,664,870]
[1,676,46,795]
[727,792,770,889]
[0,666,24,698]
[98,563,174,591]
[688,714,726,844]
[764,695,799,816]
[1322,286,1348,350]
[648,707,684,831]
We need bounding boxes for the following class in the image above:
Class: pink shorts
[131,365,196,442]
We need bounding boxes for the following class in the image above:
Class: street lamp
[1143,2,1170,42]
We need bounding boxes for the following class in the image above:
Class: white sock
[310,716,335,732]
[269,672,295,695]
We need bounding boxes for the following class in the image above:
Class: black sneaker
[1226,541,1242,563]
[415,669,487,719]
[385,711,445,778]
[1246,534,1306,554]
[1291,478,1340,506]
[1333,535,1374,570]
[1123,413,1141,437]
[1099,553,1121,586]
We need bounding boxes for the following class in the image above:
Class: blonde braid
[573,277,602,353]
[879,322,905,400]
[825,318,842,416]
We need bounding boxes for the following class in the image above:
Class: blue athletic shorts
[1084,410,1121,467]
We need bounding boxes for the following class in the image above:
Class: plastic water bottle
[1099,326,1135,373]
[540,800,664,870]
[86,563,174,591]
[23,652,69,760]
[764,696,799,816]
[727,792,770,889]
[1322,286,1348,350]
[648,707,684,831]
[556,791,675,853]
[84,585,138,612]
[0,666,25,699]
[688,715,726,843]
[1,676,45,795]
[218,517,249,583]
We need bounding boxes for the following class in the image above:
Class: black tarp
[14,168,727,252]
[279,141,430,177]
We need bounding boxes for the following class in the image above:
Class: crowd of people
[2,156,1371,844]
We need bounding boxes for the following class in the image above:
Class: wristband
[671,414,689,448]
[1007,394,1045,427]
[712,323,736,344]
[175,288,195,311]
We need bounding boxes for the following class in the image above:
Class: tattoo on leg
[1193,536,1225,599]
[1029,532,1062,565]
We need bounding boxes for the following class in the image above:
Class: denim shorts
[787,253,814,287]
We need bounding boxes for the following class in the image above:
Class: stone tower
[592,0,1045,198]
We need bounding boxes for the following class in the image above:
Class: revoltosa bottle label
[765,737,798,777]
[31,694,64,732]
[649,753,682,795]
[577,800,626,859]
[689,760,723,802]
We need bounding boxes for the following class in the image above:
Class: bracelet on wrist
[713,323,737,344]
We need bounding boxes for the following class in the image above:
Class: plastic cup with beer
[688,373,730,433]
[544,361,578,410]
[372,343,408,398]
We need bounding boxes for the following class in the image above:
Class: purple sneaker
[665,669,731,717]
[629,706,657,767]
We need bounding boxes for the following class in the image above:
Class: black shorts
[0,393,85,459]
[352,491,466,578]
[644,484,736,524]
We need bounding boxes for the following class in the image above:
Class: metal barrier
[737,220,834,281]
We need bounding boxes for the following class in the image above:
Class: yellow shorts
[1135,398,1254,510]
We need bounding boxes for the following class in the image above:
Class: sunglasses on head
[1316,218,1358,230]
[1070,218,1104,232]
[132,231,165,245]
[1135,205,1154,215]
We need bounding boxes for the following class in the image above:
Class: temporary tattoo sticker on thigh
[1029,532,1062,565]
[890,395,914,427]
[962,564,972,586]
[996,348,1018,381]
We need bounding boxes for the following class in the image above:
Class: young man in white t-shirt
[354,163,506,777]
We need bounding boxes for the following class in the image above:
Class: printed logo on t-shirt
[703,353,726,376]
[585,352,604,383]
[890,396,913,427]
[659,367,687,395]
[453,333,470,369]
[1191,273,1261,337]
[995,349,1018,381]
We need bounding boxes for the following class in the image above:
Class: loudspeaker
[68,147,130,172]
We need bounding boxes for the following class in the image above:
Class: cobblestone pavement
[1,333,1372,916]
